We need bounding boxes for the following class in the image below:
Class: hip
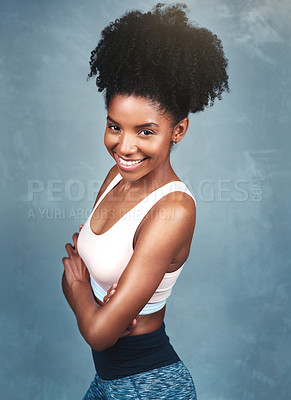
[91,321,179,380]
[83,360,197,400]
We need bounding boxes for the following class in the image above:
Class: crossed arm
[62,188,196,352]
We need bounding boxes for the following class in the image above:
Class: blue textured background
[1,0,290,399]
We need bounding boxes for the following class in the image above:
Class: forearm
[62,271,76,314]
[71,280,103,348]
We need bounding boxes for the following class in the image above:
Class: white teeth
[118,156,145,166]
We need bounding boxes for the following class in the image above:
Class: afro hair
[88,2,229,126]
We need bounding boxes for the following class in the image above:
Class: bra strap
[127,180,195,222]
[91,172,123,214]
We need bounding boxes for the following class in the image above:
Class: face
[104,94,176,182]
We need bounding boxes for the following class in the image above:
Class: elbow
[90,341,113,352]
[81,323,117,352]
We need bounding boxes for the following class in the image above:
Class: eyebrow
[107,116,159,128]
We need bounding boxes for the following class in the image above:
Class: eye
[139,129,154,136]
[108,124,120,132]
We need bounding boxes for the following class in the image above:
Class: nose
[118,132,137,155]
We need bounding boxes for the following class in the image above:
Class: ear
[171,117,189,144]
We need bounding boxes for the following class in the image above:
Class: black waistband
[91,322,180,380]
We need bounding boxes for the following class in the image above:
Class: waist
[91,322,180,380]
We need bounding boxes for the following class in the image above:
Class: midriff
[94,295,166,336]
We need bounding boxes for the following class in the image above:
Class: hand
[103,283,118,304]
[62,224,89,289]
[103,283,138,338]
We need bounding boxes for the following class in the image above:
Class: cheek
[150,137,171,156]
[104,133,117,149]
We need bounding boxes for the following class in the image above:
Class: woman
[62,3,229,399]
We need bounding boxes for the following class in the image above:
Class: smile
[116,154,148,170]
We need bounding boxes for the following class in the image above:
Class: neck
[117,159,178,195]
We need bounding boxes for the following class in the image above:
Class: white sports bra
[77,172,196,315]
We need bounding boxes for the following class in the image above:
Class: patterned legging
[82,360,197,400]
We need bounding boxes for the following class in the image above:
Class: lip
[115,154,148,171]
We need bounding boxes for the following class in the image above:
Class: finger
[127,318,137,330]
[104,282,118,302]
[119,329,130,338]
[104,289,116,303]
[106,283,118,296]
[105,285,115,298]
[65,243,74,256]
[62,256,69,268]
[108,289,116,299]
[131,318,137,327]
[72,232,79,250]
[79,224,84,232]
[128,319,137,332]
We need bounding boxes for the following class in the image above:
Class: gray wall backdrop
[1,0,290,399]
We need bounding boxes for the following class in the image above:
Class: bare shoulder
[148,189,195,224]
[161,190,196,214]
[92,164,119,209]
[136,189,196,246]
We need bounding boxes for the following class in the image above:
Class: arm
[61,164,118,314]
[62,270,134,334]
[62,271,77,314]
[62,224,94,315]
[65,192,196,351]
[62,224,137,338]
